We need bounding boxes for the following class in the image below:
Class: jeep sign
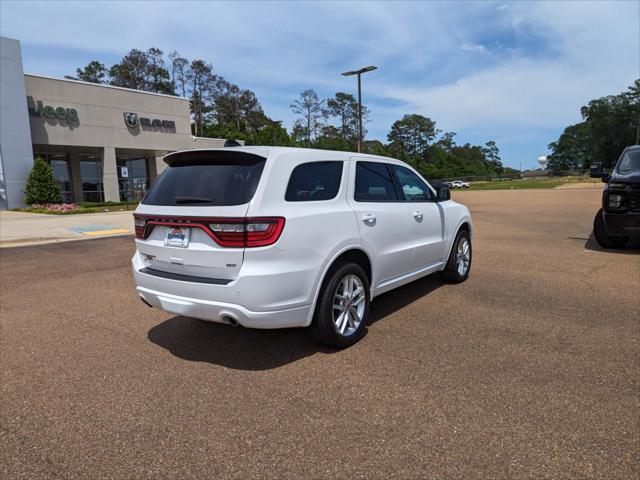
[27,97,78,123]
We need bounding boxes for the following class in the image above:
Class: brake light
[133,215,285,247]
[209,217,285,247]
[134,215,146,239]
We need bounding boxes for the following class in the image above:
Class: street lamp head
[342,66,378,76]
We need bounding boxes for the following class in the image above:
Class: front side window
[285,161,343,201]
[616,149,640,174]
[354,162,399,202]
[392,165,434,201]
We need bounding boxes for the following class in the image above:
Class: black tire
[441,228,472,283]
[311,262,370,348]
[593,208,628,249]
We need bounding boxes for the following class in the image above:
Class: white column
[102,146,119,202]
[155,155,168,178]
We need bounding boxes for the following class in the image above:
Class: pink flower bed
[31,203,79,212]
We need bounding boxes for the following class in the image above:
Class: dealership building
[0,36,230,209]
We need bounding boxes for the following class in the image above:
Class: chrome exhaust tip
[222,315,239,327]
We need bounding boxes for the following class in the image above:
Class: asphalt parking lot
[1,188,638,479]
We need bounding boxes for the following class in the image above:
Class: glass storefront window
[117,155,149,202]
[79,154,104,203]
[35,152,73,203]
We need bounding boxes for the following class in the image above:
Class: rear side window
[143,156,265,206]
[285,161,343,201]
[354,162,399,202]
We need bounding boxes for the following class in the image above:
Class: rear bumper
[132,250,317,328]
[136,285,312,329]
[603,211,640,236]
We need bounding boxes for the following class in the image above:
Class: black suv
[590,145,640,248]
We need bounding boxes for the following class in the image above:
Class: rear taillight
[209,217,285,247]
[134,216,284,247]
[134,215,146,239]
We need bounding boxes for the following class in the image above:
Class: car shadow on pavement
[368,274,445,326]
[583,232,640,254]
[147,274,445,371]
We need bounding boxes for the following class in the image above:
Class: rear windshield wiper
[174,196,213,204]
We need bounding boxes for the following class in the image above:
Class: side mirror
[590,163,609,182]
[436,184,451,202]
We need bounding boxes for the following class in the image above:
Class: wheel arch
[304,246,373,327]
[443,218,472,265]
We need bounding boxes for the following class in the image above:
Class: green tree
[387,114,438,165]
[23,158,62,205]
[290,89,327,146]
[482,141,503,174]
[66,61,108,83]
[325,92,370,147]
[363,140,389,156]
[314,125,354,151]
[548,79,639,170]
[146,48,174,94]
[109,49,150,90]
[547,123,590,170]
[434,131,457,152]
[290,121,308,145]
[168,50,190,97]
[187,59,215,135]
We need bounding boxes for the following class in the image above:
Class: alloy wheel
[456,237,470,276]
[332,274,366,336]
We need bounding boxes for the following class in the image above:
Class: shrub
[23,157,62,205]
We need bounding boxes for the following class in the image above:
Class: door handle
[362,213,376,225]
[413,211,423,220]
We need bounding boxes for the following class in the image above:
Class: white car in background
[132,147,472,347]
[449,180,470,189]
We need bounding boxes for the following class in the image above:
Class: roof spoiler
[163,149,265,167]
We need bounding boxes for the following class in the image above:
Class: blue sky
[1,0,638,169]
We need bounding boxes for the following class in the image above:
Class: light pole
[341,66,377,152]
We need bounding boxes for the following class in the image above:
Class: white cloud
[459,43,488,55]
[1,0,637,167]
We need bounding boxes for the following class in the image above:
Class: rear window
[285,161,343,201]
[143,156,265,206]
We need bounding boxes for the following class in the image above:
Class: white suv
[448,180,470,189]
[132,147,472,347]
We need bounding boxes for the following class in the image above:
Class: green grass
[464,176,597,191]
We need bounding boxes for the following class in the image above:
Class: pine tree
[23,157,62,205]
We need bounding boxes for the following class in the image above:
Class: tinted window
[616,149,640,174]
[285,161,343,201]
[354,162,399,202]
[143,157,265,206]
[392,165,434,201]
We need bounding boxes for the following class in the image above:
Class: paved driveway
[1,189,638,479]
[0,210,133,247]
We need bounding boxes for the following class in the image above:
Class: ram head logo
[123,112,139,128]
